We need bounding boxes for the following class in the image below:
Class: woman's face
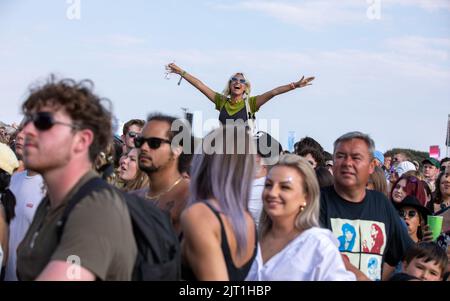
[399,206,421,240]
[119,148,139,181]
[392,179,407,203]
[262,165,307,221]
[229,73,247,96]
[439,168,450,198]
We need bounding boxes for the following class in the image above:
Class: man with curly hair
[16,75,137,281]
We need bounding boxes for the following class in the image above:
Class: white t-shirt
[245,227,356,281]
[248,176,265,230]
[5,171,45,281]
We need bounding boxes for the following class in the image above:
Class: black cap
[395,195,431,220]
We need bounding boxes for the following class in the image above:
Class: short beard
[138,162,159,174]
[139,153,175,175]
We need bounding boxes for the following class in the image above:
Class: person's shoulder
[10,170,27,182]
[319,185,336,203]
[181,202,217,223]
[180,202,221,236]
[302,227,337,245]
[73,181,128,217]
[365,189,389,200]
[320,185,335,196]
[365,189,392,208]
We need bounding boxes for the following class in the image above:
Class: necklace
[146,176,183,201]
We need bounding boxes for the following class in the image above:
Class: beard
[138,153,175,174]
[138,161,159,173]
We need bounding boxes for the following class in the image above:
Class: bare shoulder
[181,202,220,232]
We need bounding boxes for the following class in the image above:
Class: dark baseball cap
[422,157,440,169]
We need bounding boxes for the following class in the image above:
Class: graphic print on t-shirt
[331,218,386,281]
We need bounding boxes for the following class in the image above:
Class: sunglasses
[398,209,418,219]
[230,77,246,84]
[127,131,138,138]
[134,136,171,149]
[24,112,78,131]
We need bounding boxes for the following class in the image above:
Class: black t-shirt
[320,186,414,281]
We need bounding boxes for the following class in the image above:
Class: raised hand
[421,224,434,242]
[295,76,315,88]
[166,62,183,75]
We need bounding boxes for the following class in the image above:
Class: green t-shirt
[214,93,258,116]
[16,171,137,281]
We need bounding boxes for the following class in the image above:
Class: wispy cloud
[211,0,366,29]
[388,0,450,12]
[210,0,450,29]
[105,34,147,47]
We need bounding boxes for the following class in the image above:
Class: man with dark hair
[121,119,145,153]
[320,131,413,281]
[294,136,324,154]
[296,146,324,169]
[16,76,137,280]
[134,112,190,234]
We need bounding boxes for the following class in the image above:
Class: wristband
[290,82,296,89]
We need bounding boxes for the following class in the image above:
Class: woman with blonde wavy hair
[246,154,355,281]
[165,63,314,129]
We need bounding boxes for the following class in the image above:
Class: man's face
[423,163,439,181]
[138,120,175,174]
[124,124,143,150]
[403,257,443,281]
[14,130,25,160]
[333,138,374,191]
[22,107,77,174]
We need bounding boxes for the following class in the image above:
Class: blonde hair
[222,73,252,99]
[122,169,150,192]
[259,154,320,237]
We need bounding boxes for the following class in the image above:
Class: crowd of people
[0,69,449,281]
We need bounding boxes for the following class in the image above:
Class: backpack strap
[244,95,256,135]
[56,177,109,241]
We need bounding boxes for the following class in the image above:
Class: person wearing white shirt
[246,154,355,281]
[248,131,282,230]
[5,170,44,281]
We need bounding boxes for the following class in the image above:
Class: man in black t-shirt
[320,131,413,281]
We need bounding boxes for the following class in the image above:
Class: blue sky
[1,0,449,155]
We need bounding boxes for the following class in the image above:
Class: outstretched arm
[255,76,314,110]
[166,63,216,104]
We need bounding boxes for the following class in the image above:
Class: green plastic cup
[427,215,443,241]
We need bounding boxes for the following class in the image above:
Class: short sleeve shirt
[214,93,258,125]
[319,186,414,281]
[16,171,137,281]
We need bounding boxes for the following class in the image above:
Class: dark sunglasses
[24,112,78,131]
[134,136,171,149]
[230,77,246,84]
[127,131,138,138]
[398,209,418,219]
